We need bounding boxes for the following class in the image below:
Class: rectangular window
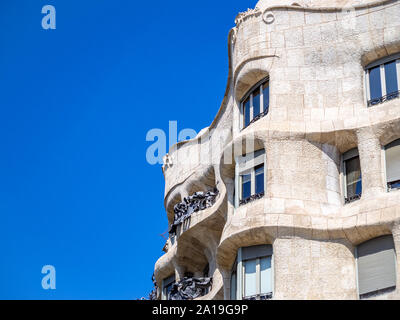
[385,139,400,190]
[357,235,397,299]
[253,90,261,118]
[236,150,266,207]
[244,98,251,128]
[343,148,362,204]
[369,65,382,101]
[345,156,362,200]
[230,271,237,300]
[260,256,272,295]
[263,82,269,112]
[239,245,273,300]
[255,164,264,195]
[367,55,400,106]
[385,61,399,98]
[244,259,257,298]
[162,275,176,300]
[241,174,251,200]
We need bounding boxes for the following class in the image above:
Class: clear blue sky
[0,0,257,299]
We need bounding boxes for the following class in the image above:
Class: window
[385,139,400,191]
[343,148,362,203]
[366,54,400,107]
[203,264,210,278]
[235,149,266,207]
[356,235,397,299]
[231,245,273,300]
[162,275,175,300]
[230,259,237,300]
[240,78,270,129]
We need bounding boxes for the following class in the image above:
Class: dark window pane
[165,283,173,299]
[242,174,251,200]
[263,82,269,112]
[253,88,261,118]
[385,61,398,96]
[369,66,382,101]
[244,98,250,128]
[346,156,362,198]
[255,165,264,194]
[389,180,400,190]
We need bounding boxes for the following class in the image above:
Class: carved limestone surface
[154,0,400,301]
[234,7,261,27]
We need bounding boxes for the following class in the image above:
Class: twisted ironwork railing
[169,189,219,235]
[168,277,213,300]
[367,90,400,107]
[344,193,362,204]
[388,180,400,192]
[239,191,265,206]
[243,292,273,300]
[148,274,158,300]
[243,109,269,130]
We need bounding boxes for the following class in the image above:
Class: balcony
[167,277,213,300]
[388,180,400,192]
[243,292,273,300]
[367,90,400,107]
[169,188,219,236]
[344,193,362,204]
[239,191,265,206]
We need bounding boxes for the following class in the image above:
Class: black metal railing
[367,90,400,107]
[169,188,219,235]
[168,277,213,300]
[240,191,265,206]
[388,180,400,192]
[148,274,158,300]
[243,292,273,300]
[243,109,269,131]
[344,193,362,204]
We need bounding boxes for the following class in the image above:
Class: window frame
[384,139,400,192]
[355,235,397,299]
[232,245,274,300]
[235,149,267,208]
[342,148,362,204]
[239,77,270,130]
[365,53,400,107]
[161,275,176,300]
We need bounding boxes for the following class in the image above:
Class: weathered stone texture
[154,0,400,300]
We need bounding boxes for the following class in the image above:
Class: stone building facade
[153,0,400,300]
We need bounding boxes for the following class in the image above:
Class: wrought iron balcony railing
[239,191,265,206]
[169,189,219,236]
[344,193,362,204]
[148,274,158,300]
[367,90,400,107]
[388,180,400,192]
[242,109,269,131]
[243,292,273,300]
[168,277,213,300]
